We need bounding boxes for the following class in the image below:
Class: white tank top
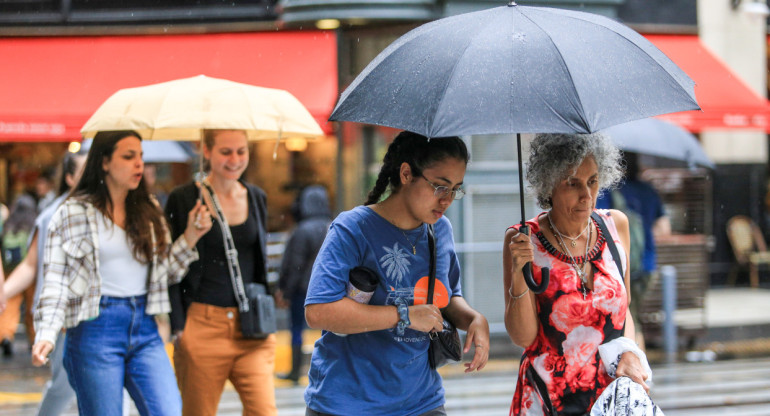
[97,211,148,297]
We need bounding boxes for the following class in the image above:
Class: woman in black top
[165,129,275,416]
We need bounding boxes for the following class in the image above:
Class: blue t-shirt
[596,180,665,272]
[304,206,462,416]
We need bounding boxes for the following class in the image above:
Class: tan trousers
[174,302,277,416]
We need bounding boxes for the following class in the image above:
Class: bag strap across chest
[591,211,624,279]
[426,224,437,305]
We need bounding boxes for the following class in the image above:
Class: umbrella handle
[519,224,549,294]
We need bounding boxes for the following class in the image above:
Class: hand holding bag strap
[199,180,250,313]
[591,211,624,279]
[426,224,437,304]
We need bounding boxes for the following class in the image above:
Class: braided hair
[365,131,469,205]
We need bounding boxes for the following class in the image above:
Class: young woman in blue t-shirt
[304,131,490,416]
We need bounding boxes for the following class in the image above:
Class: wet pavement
[1,287,769,414]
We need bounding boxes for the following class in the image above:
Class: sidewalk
[692,287,770,360]
[2,287,769,409]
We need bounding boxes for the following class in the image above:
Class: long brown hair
[70,130,168,263]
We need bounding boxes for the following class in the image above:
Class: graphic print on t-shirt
[380,242,411,286]
[379,243,450,308]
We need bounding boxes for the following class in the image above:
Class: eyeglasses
[420,175,465,200]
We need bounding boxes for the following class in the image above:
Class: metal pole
[661,265,678,365]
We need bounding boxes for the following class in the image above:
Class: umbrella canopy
[330,4,699,137]
[81,75,324,141]
[80,139,195,163]
[602,118,714,169]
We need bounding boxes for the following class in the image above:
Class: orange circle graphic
[413,276,450,308]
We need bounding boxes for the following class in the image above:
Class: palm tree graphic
[379,242,411,286]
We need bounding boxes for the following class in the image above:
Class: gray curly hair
[527,132,624,209]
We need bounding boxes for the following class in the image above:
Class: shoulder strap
[199,181,250,312]
[591,211,624,279]
[426,224,437,305]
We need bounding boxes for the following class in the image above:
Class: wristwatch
[394,297,410,336]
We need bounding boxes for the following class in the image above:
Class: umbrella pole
[517,134,526,224]
[517,133,549,294]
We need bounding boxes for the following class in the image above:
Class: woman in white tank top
[32,130,212,416]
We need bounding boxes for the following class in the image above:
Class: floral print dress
[510,210,628,416]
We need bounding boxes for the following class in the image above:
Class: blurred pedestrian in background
[35,168,57,213]
[0,194,37,357]
[0,202,8,234]
[3,149,86,415]
[276,185,331,384]
[166,129,277,416]
[32,130,211,416]
[144,164,169,208]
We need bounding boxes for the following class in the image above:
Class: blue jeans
[64,295,181,416]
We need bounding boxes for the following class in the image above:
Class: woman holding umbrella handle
[516,134,551,295]
[519,223,549,293]
[32,130,212,416]
[504,133,659,415]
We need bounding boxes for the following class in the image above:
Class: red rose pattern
[510,212,627,416]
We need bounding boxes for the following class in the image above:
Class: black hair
[364,131,470,205]
[57,150,87,196]
[71,130,168,262]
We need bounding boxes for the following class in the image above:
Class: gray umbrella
[330,4,699,137]
[602,118,714,169]
[330,3,700,292]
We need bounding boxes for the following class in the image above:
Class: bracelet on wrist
[508,286,529,299]
[508,286,530,306]
[394,297,410,336]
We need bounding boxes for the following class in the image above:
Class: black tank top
[195,202,258,308]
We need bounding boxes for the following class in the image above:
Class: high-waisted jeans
[64,295,181,416]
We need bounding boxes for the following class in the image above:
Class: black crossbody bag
[426,224,463,369]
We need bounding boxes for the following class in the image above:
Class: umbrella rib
[525,8,697,130]
[558,10,696,94]
[518,8,590,132]
[429,25,483,137]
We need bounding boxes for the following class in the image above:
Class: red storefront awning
[645,35,770,133]
[0,31,338,142]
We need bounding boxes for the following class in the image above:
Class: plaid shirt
[34,198,198,346]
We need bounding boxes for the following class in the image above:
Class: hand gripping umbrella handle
[519,224,549,294]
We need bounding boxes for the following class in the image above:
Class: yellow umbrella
[80,74,324,142]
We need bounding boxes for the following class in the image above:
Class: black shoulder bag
[426,224,463,369]
[200,181,276,339]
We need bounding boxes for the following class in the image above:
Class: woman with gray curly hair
[504,133,661,415]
